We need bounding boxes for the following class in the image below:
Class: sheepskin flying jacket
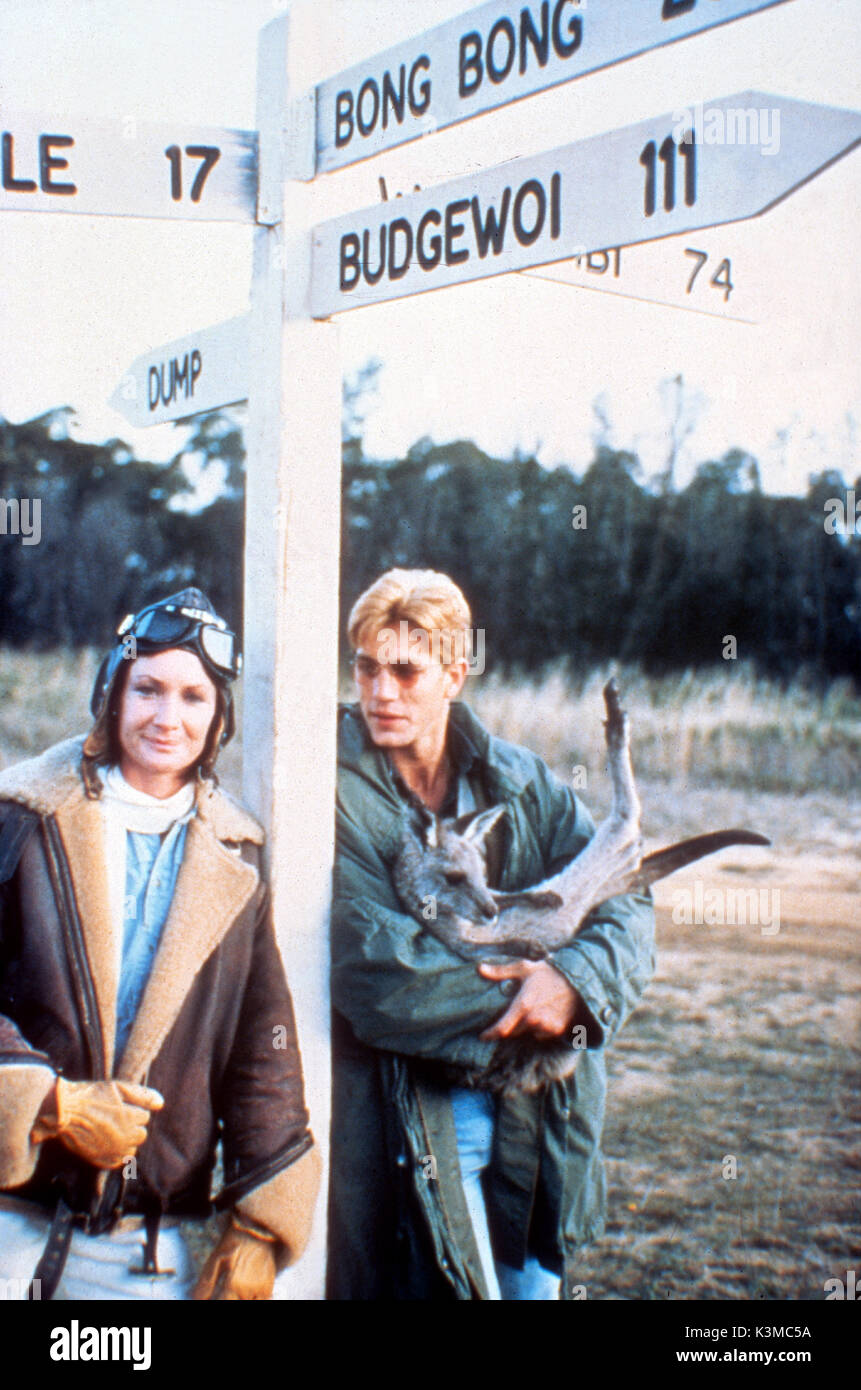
[0,737,320,1263]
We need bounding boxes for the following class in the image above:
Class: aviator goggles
[117,603,242,681]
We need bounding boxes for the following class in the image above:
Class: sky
[0,0,859,495]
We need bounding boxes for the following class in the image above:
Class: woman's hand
[30,1078,164,1169]
[192,1218,278,1301]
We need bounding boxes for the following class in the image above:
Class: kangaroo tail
[632,829,771,889]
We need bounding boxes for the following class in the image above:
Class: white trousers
[0,1197,195,1301]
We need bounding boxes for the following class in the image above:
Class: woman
[0,588,320,1300]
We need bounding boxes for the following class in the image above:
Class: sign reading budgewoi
[110,315,250,426]
[316,0,796,172]
[311,92,861,317]
[0,115,257,221]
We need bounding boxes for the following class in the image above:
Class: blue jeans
[0,1197,194,1300]
[450,1086,560,1301]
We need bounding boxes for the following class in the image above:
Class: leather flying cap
[90,588,241,746]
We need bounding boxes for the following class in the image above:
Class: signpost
[108,231,756,437]
[5,0,858,1308]
[0,114,257,220]
[315,0,796,172]
[311,91,861,315]
[523,234,759,324]
[241,13,341,1302]
[110,315,250,426]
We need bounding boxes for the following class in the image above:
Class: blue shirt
[115,817,191,1061]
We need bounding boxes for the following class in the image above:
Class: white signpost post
[315,0,797,171]
[240,12,341,1302]
[5,0,860,1307]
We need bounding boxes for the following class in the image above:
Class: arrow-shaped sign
[311,92,861,317]
[522,233,759,324]
[0,115,257,222]
[110,315,250,426]
[316,0,796,173]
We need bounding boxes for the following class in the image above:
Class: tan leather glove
[30,1077,164,1169]
[192,1217,278,1301]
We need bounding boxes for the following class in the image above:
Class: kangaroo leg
[462,680,645,957]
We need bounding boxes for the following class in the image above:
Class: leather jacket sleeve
[0,808,58,1188]
[215,881,320,1261]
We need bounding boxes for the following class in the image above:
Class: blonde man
[328,569,654,1301]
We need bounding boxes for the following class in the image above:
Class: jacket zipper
[43,817,106,1081]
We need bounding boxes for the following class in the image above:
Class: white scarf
[100,765,196,833]
[100,767,197,986]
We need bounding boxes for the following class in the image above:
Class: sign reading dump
[311,92,861,315]
[316,0,796,172]
[110,315,250,426]
[0,115,257,221]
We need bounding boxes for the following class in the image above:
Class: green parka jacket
[327,701,655,1301]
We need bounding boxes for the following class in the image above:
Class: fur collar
[0,735,264,846]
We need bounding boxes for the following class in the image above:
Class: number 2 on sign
[684,247,734,301]
[164,145,221,203]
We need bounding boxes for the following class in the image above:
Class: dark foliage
[1,409,858,684]
[0,408,243,646]
[341,441,861,684]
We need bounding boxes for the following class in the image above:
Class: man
[327,568,654,1300]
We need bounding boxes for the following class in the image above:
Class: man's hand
[478,960,582,1040]
[30,1078,164,1169]
[193,1219,277,1301]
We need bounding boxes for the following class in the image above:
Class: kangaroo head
[393,804,507,930]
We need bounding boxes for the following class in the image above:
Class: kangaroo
[392,680,770,1094]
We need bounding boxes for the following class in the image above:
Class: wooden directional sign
[0,115,257,221]
[523,234,759,324]
[311,91,861,317]
[110,315,250,426]
[316,0,796,173]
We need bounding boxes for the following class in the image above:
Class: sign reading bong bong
[316,0,797,172]
[311,92,861,316]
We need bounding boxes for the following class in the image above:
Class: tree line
[1,406,859,683]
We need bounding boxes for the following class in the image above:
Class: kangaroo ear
[452,804,507,849]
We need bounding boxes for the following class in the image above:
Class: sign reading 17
[164,144,221,203]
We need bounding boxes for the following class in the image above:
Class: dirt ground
[567,777,860,1301]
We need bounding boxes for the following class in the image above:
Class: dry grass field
[1,651,858,1300]
[469,667,861,1302]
